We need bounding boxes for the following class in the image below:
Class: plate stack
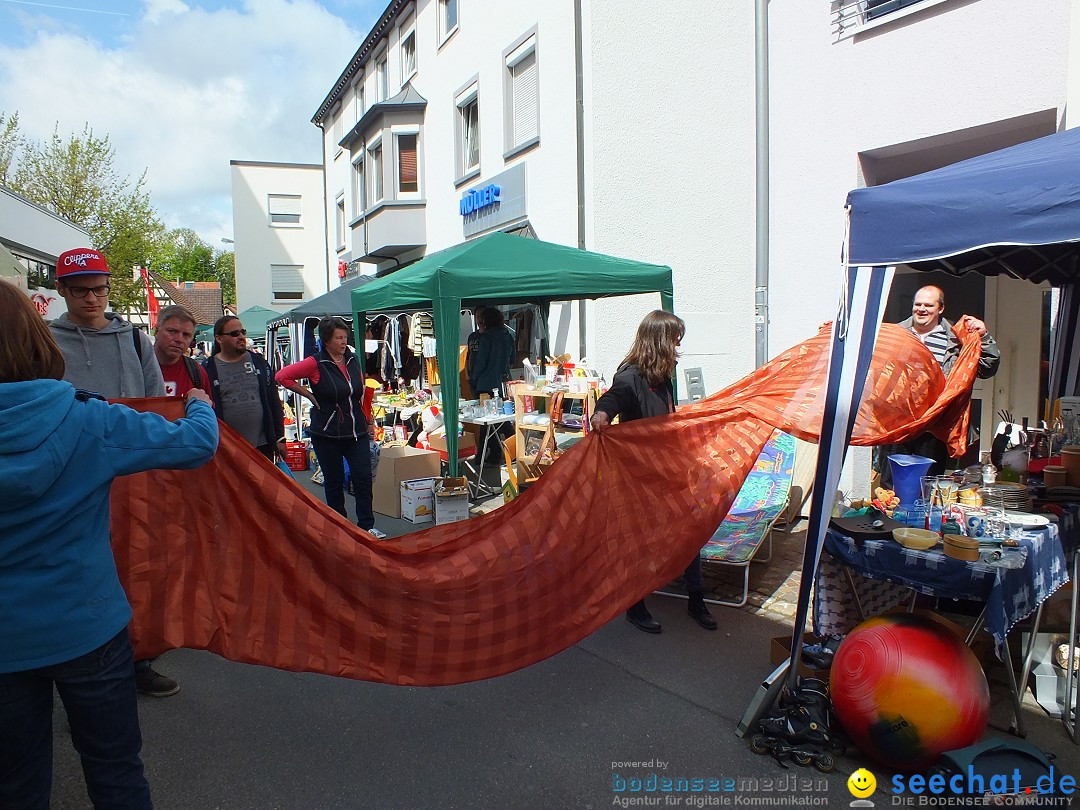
[980,482,1032,512]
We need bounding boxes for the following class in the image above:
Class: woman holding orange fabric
[590,310,716,634]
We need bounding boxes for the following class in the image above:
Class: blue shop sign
[460,184,501,216]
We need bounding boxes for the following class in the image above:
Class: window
[505,35,538,154]
[268,194,301,226]
[376,51,388,102]
[352,155,365,216]
[353,80,365,124]
[396,133,418,195]
[368,139,383,203]
[439,0,458,43]
[456,85,479,179]
[866,0,929,20]
[335,195,346,249]
[400,17,417,82]
[271,264,305,301]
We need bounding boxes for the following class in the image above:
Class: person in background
[0,281,218,808]
[470,306,515,399]
[876,285,1000,483]
[590,310,717,635]
[154,305,211,398]
[204,315,286,462]
[47,248,178,699]
[464,305,486,398]
[48,247,165,399]
[275,316,385,539]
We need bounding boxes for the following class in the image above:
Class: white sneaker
[367,527,388,539]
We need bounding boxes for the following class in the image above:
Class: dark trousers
[0,628,151,810]
[310,434,374,530]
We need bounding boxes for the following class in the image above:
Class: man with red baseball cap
[48,247,178,698]
[48,248,165,400]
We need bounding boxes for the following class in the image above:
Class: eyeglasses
[66,285,110,299]
[221,329,247,337]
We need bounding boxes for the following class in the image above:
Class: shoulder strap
[183,356,202,389]
[132,328,143,361]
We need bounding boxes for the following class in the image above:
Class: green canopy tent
[352,231,674,474]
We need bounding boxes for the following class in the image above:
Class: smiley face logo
[848,768,877,798]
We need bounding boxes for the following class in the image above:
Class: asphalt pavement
[46,467,1080,809]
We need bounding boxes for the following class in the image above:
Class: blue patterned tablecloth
[814,523,1069,652]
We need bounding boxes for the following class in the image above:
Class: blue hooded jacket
[0,379,218,673]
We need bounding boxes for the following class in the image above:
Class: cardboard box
[427,431,478,457]
[770,634,831,681]
[401,478,436,523]
[434,476,471,525]
[372,445,440,518]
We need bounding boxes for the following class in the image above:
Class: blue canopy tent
[742,127,1080,733]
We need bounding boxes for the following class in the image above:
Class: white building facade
[230,160,329,314]
[313,0,1077,491]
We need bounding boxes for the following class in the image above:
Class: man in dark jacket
[204,315,286,461]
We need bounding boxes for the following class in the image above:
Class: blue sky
[0,0,385,242]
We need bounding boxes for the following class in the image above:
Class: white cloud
[0,0,368,243]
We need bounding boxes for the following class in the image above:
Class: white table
[460,413,515,500]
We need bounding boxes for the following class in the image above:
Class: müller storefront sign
[460,163,526,238]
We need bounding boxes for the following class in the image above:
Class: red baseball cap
[56,248,111,279]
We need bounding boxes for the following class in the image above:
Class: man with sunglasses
[48,247,165,399]
[204,314,286,462]
[48,248,177,699]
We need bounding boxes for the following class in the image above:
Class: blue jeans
[0,627,151,809]
[310,434,374,530]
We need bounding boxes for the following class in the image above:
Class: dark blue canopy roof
[847,127,1080,283]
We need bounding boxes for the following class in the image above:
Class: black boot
[625,599,662,634]
[687,591,717,631]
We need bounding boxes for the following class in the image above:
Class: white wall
[230,162,328,313]
[584,0,758,393]
[0,186,89,261]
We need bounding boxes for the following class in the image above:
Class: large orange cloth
[110,323,982,686]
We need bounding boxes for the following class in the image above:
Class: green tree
[0,111,19,186]
[13,123,163,309]
[148,228,236,308]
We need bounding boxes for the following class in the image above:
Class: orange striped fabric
[110,323,981,686]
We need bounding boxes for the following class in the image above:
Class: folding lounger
[698,429,798,607]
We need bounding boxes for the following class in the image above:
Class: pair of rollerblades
[749,677,844,772]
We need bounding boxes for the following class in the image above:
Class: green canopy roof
[352,231,673,313]
[352,232,674,474]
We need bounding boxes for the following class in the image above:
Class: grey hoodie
[49,313,166,399]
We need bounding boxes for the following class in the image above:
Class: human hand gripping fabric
[590,411,610,431]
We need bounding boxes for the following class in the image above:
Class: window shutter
[399,135,418,192]
[268,194,302,224]
[271,264,305,300]
[512,51,538,145]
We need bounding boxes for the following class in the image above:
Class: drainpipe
[754,0,770,368]
[574,0,587,360]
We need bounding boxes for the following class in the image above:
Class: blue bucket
[888,454,934,507]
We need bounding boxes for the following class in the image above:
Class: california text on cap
[56,248,111,279]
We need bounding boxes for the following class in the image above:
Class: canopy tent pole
[1049,262,1080,402]
[738,251,894,733]
[434,296,463,477]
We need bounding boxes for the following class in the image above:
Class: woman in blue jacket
[0,282,218,809]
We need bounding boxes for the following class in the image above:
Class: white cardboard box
[401,478,436,523]
[434,477,471,525]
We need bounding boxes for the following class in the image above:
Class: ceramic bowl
[893,527,939,550]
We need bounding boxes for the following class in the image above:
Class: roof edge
[311,0,408,126]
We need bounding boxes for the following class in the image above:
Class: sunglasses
[220,329,247,337]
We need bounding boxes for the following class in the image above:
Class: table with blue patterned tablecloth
[814,522,1069,653]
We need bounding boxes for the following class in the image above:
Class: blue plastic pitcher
[888,454,934,507]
